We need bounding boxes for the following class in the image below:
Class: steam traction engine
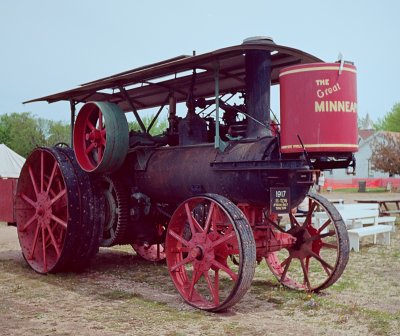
[17,37,358,311]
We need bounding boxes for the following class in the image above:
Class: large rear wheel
[15,147,102,273]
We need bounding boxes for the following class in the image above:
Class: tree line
[0,112,70,157]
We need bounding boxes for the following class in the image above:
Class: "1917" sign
[270,187,291,214]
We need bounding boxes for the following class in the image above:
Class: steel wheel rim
[166,194,256,311]
[16,149,68,273]
[266,193,349,291]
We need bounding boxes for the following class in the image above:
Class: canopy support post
[119,86,147,133]
[69,100,76,147]
[214,62,227,152]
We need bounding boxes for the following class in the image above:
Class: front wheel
[165,194,256,312]
[266,192,349,291]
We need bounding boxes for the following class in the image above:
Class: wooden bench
[335,204,396,232]
[347,225,392,252]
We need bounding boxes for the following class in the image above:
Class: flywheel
[73,101,129,173]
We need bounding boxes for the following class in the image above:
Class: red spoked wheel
[15,147,102,273]
[265,193,349,291]
[16,148,74,273]
[166,194,256,312]
[73,101,129,173]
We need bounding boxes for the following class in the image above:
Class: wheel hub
[189,233,214,270]
[86,129,102,147]
[287,227,313,259]
[190,246,203,260]
[36,193,52,226]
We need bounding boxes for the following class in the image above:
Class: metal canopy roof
[24,41,322,112]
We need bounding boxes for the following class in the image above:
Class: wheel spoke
[86,119,95,131]
[289,213,301,228]
[168,229,190,247]
[188,266,203,300]
[280,256,292,282]
[46,161,58,195]
[211,259,238,281]
[19,214,38,232]
[50,189,67,205]
[170,254,193,272]
[211,231,236,248]
[21,193,36,208]
[85,142,96,154]
[265,215,285,233]
[28,166,39,196]
[28,224,41,260]
[185,203,203,234]
[42,226,47,273]
[203,202,215,233]
[304,230,335,243]
[302,201,317,228]
[51,214,67,229]
[318,218,331,233]
[305,257,310,280]
[204,271,219,305]
[300,258,311,290]
[322,242,337,249]
[310,251,334,275]
[318,230,336,239]
[45,224,61,257]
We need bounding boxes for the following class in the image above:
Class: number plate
[270,187,291,214]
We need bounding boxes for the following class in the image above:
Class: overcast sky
[1,0,399,123]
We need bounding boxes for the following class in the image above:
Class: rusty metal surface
[24,42,322,112]
[133,137,311,206]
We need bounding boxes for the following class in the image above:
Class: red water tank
[279,62,358,154]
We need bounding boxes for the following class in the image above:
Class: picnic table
[354,198,400,216]
[314,202,396,252]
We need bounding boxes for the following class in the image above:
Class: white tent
[0,144,26,178]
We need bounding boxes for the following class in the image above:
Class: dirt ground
[1,192,399,336]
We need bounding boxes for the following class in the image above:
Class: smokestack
[243,36,273,138]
